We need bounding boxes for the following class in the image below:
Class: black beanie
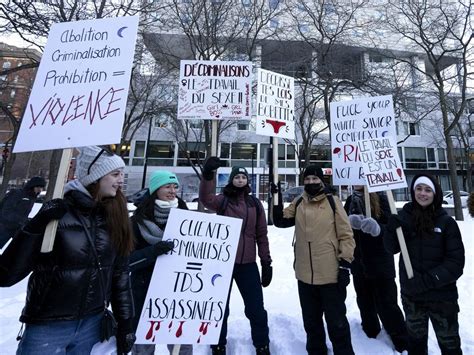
[303,165,324,181]
[228,166,249,183]
[24,176,46,190]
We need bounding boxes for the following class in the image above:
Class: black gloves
[261,261,273,287]
[154,240,174,257]
[116,331,136,354]
[24,198,68,234]
[337,260,352,289]
[270,181,283,207]
[202,156,221,180]
[116,319,135,355]
[404,271,435,295]
[386,214,403,233]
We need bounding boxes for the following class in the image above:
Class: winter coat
[129,198,188,331]
[0,182,134,325]
[199,177,271,265]
[273,190,354,285]
[0,187,37,245]
[383,202,464,301]
[344,193,396,279]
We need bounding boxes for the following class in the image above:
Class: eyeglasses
[87,146,114,175]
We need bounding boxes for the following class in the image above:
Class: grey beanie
[75,146,125,187]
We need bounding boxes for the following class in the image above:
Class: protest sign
[256,69,295,139]
[358,136,407,192]
[330,95,398,186]
[135,209,242,345]
[177,60,252,120]
[14,16,139,153]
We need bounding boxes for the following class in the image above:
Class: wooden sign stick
[386,190,413,279]
[171,344,181,355]
[364,186,371,218]
[40,148,73,253]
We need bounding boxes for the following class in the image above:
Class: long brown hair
[87,183,134,256]
[369,192,382,219]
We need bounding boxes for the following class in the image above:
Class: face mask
[304,183,323,196]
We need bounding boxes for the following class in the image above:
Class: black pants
[353,274,407,347]
[216,262,269,348]
[402,297,462,355]
[297,281,354,355]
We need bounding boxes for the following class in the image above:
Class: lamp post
[141,116,153,189]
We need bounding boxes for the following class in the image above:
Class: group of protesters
[0,147,468,355]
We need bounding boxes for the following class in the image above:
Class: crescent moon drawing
[117,26,128,38]
[211,274,222,286]
[381,130,388,137]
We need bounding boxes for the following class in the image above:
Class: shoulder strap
[74,212,108,310]
[217,196,228,216]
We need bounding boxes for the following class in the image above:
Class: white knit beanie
[75,146,125,187]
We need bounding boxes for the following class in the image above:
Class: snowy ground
[1,205,473,355]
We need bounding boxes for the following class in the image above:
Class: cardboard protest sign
[135,209,242,345]
[177,60,252,120]
[14,16,139,153]
[358,136,407,192]
[256,69,295,139]
[330,95,398,186]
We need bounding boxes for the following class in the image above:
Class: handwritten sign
[135,209,242,345]
[330,95,399,186]
[358,137,407,192]
[256,69,295,139]
[13,16,138,153]
[177,60,252,120]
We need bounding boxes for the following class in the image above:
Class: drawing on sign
[14,16,139,152]
[330,96,398,186]
[136,209,241,345]
[256,69,295,139]
[177,61,252,120]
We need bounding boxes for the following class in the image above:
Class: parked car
[442,190,469,207]
[282,186,304,203]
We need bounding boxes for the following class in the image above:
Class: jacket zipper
[308,242,314,284]
[239,201,250,264]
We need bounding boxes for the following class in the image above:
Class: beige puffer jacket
[283,192,355,285]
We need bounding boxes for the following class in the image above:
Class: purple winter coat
[199,177,271,265]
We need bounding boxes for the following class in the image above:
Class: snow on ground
[1,206,473,355]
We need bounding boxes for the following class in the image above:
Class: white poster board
[330,95,398,186]
[177,60,252,120]
[135,209,242,345]
[256,69,295,139]
[358,136,407,192]
[14,16,139,153]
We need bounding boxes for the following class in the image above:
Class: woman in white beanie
[129,170,192,355]
[384,173,464,354]
[0,146,136,355]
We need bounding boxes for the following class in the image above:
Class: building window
[177,142,205,166]
[405,147,426,169]
[134,141,146,157]
[427,147,436,168]
[401,121,420,136]
[237,120,250,131]
[221,143,230,159]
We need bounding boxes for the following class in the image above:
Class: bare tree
[283,0,373,174]
[378,0,473,220]
[0,0,151,197]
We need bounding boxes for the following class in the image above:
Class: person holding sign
[344,186,408,353]
[384,174,465,355]
[200,157,272,355]
[129,170,192,355]
[271,165,355,355]
[0,146,136,355]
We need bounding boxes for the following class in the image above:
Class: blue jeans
[17,312,102,355]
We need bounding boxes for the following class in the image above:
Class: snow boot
[211,345,226,355]
[256,345,270,355]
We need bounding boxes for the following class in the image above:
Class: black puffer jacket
[344,193,395,279]
[0,185,134,325]
[384,202,464,301]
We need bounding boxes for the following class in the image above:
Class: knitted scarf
[137,198,178,245]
